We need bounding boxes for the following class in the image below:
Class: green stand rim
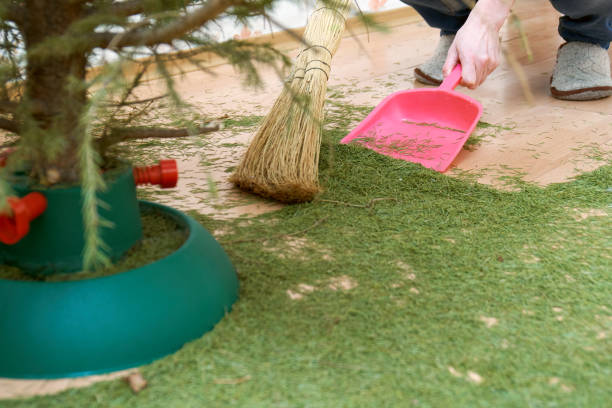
[0,201,238,379]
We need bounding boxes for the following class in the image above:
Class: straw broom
[230,0,352,203]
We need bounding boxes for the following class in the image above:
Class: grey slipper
[550,42,612,101]
[415,35,455,86]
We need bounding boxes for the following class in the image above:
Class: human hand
[442,0,514,89]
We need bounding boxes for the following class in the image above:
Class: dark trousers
[399,0,612,49]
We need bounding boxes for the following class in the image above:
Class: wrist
[470,0,513,32]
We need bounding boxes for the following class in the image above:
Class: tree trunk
[22,0,88,184]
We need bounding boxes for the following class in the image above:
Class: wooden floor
[1,0,611,400]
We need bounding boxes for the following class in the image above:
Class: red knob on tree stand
[0,147,16,168]
[133,160,178,189]
[0,192,48,245]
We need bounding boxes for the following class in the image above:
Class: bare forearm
[471,0,515,31]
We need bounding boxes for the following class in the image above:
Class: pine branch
[0,117,19,134]
[103,94,168,107]
[101,61,153,140]
[92,0,236,49]
[111,0,146,17]
[79,61,121,271]
[84,0,145,18]
[0,100,17,114]
[263,13,305,45]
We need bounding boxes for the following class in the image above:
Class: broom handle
[303,0,352,45]
[290,0,353,81]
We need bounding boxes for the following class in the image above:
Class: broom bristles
[230,0,352,203]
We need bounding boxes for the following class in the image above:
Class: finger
[459,52,477,89]
[442,43,459,77]
[482,41,501,85]
[474,52,491,88]
[477,56,497,87]
[476,55,488,87]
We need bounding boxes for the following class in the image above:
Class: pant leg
[399,0,472,35]
[549,0,612,49]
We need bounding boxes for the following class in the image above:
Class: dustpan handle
[439,64,462,91]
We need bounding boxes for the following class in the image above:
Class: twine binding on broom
[230,0,352,203]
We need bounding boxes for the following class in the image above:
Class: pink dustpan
[341,64,482,172]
